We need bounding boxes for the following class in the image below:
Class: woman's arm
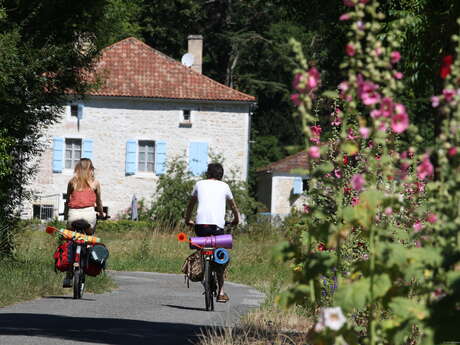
[64,182,73,219]
[94,181,104,215]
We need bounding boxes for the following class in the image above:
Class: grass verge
[0,226,115,307]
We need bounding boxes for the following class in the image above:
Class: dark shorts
[194,224,224,237]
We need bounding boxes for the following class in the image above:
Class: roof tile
[86,37,255,102]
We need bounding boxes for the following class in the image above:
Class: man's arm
[184,196,197,226]
[227,199,240,226]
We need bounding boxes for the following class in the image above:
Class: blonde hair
[70,158,95,191]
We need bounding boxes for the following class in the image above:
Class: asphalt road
[0,271,265,345]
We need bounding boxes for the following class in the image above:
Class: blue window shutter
[82,139,93,159]
[52,137,64,173]
[155,141,167,175]
[125,140,137,175]
[189,142,208,176]
[77,104,84,119]
[293,177,303,195]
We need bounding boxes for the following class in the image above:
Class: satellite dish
[181,53,194,67]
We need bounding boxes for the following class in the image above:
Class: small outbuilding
[256,150,309,219]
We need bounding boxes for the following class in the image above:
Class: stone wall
[271,175,308,216]
[23,96,250,219]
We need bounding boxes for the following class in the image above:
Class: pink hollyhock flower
[381,97,394,117]
[413,221,423,232]
[394,71,403,79]
[448,147,457,157]
[292,73,306,92]
[351,174,365,191]
[347,128,358,140]
[443,88,455,102]
[308,146,320,159]
[370,109,381,118]
[311,125,322,137]
[378,121,388,132]
[334,168,342,178]
[346,43,356,56]
[356,20,365,30]
[303,204,310,214]
[359,127,370,138]
[391,113,409,134]
[359,0,369,3]
[391,104,409,134]
[331,116,342,126]
[307,67,321,91]
[343,0,355,7]
[426,213,438,224]
[384,207,393,216]
[339,13,351,21]
[357,77,381,105]
[416,155,434,180]
[431,96,440,108]
[338,81,352,101]
[351,196,360,206]
[290,93,301,106]
[310,125,322,144]
[390,51,401,64]
[375,47,383,56]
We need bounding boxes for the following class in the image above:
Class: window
[70,104,79,117]
[65,138,82,169]
[183,110,191,122]
[180,110,192,128]
[33,204,54,220]
[138,140,155,172]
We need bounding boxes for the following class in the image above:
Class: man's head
[206,163,224,180]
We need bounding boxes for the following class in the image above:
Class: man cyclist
[184,163,240,303]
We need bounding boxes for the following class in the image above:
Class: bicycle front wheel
[203,260,214,311]
[73,270,85,299]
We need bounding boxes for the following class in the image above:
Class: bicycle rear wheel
[73,270,85,299]
[203,260,214,311]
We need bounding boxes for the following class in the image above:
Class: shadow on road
[0,313,213,345]
[162,304,205,312]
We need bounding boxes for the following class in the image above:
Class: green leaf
[342,142,359,155]
[322,90,339,99]
[374,274,392,298]
[389,297,429,321]
[334,277,370,312]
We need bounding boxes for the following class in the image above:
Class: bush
[135,155,261,227]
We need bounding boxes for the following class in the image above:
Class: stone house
[256,150,309,218]
[24,36,255,220]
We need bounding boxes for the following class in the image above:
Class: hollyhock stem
[369,224,376,345]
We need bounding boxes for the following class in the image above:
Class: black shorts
[194,224,224,237]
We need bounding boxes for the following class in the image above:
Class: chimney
[187,35,203,74]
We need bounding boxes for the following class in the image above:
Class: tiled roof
[257,150,309,173]
[86,37,255,102]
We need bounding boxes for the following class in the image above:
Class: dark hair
[206,163,224,180]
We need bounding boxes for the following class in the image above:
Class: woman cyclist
[62,158,104,287]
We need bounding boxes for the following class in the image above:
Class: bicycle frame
[200,247,217,311]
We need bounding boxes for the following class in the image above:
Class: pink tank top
[68,188,96,209]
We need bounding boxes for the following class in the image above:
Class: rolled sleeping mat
[189,234,233,249]
[214,248,230,265]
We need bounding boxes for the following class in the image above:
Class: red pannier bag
[53,241,74,272]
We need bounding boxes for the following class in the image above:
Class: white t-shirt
[191,179,233,229]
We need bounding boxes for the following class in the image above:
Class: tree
[0,0,130,255]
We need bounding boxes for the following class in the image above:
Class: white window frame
[64,138,82,170]
[138,140,155,173]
